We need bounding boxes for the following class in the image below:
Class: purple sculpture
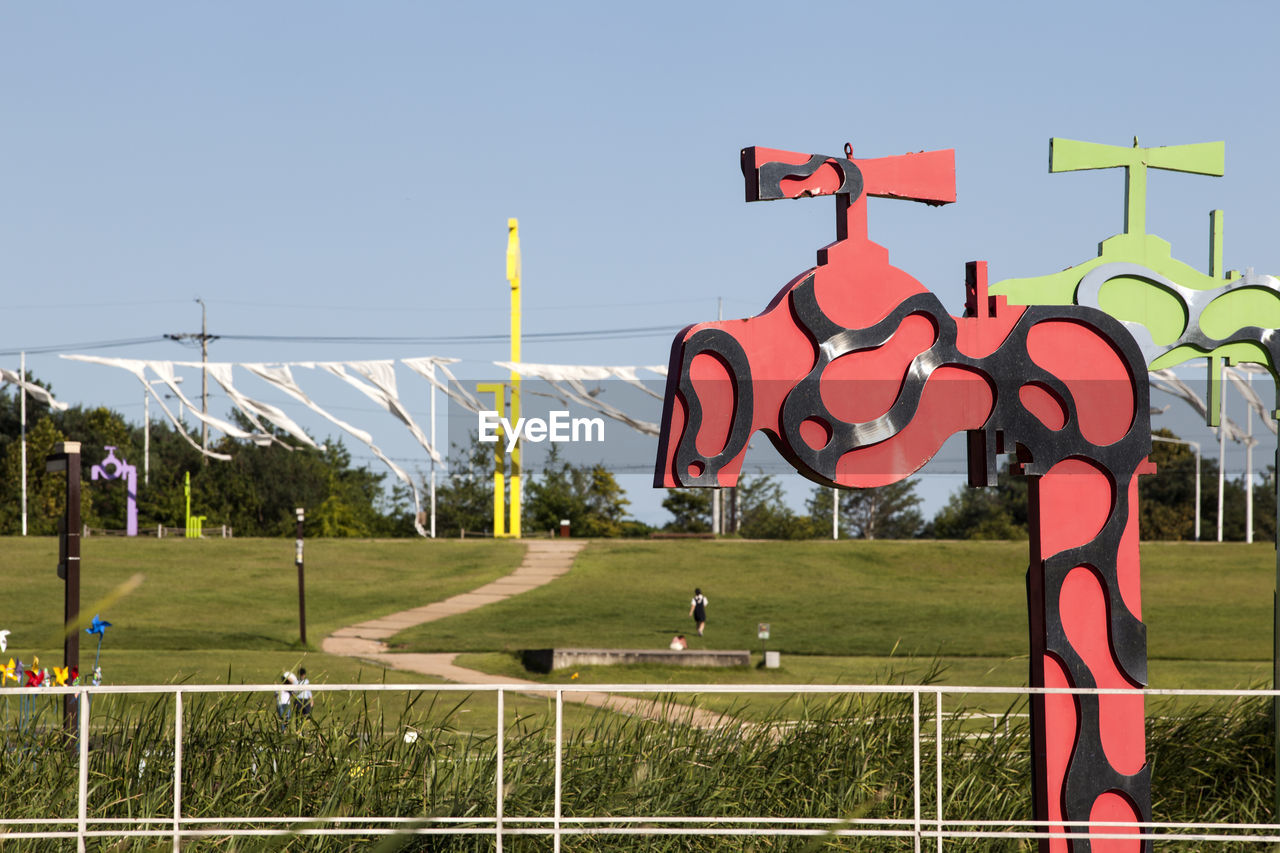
[91,446,137,537]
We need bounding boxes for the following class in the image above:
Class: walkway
[323,539,585,658]
[321,539,732,730]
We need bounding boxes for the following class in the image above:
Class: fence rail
[12,681,1280,851]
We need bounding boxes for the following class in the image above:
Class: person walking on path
[689,589,709,636]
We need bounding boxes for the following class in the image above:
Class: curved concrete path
[322,539,734,730]
[324,539,586,658]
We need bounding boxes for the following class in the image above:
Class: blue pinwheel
[85,614,112,673]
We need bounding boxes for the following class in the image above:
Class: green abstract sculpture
[992,137,1280,421]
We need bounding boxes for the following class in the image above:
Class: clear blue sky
[2,3,1277,525]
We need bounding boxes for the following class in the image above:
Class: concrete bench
[521,648,751,673]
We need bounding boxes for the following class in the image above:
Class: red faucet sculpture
[655,145,1153,852]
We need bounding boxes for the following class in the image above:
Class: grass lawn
[0,536,1274,698]
[394,540,1278,686]
[0,537,522,676]
[455,649,1275,719]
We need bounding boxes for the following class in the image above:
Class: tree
[195,428,396,537]
[808,480,925,539]
[435,440,500,537]
[1245,465,1278,543]
[1135,429,1279,542]
[525,447,633,537]
[0,416,92,534]
[1215,465,1275,543]
[928,462,1028,540]
[0,375,54,465]
[661,489,712,533]
[1138,429,1198,540]
[735,472,819,539]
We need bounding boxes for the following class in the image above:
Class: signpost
[756,622,770,668]
[46,441,81,736]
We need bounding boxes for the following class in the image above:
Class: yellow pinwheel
[0,658,15,685]
[53,666,70,687]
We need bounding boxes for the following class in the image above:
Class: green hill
[0,536,1272,688]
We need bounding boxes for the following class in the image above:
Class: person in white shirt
[277,672,297,729]
[295,668,313,717]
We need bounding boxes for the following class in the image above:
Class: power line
[213,296,715,313]
[2,323,679,359]
[0,336,166,357]
[217,324,678,345]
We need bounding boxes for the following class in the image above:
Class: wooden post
[47,441,81,735]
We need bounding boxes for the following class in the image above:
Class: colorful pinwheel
[86,614,112,674]
[53,666,70,687]
[0,659,15,685]
[25,669,44,688]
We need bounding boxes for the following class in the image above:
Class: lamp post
[295,508,307,646]
[1150,434,1202,541]
[46,441,80,736]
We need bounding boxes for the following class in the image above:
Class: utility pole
[164,298,216,463]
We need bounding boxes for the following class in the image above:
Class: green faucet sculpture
[991,137,1280,421]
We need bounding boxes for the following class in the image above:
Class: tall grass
[0,690,1272,851]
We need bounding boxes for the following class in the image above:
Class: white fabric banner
[495,361,665,436]
[145,360,270,445]
[401,356,482,413]
[1150,368,1256,444]
[315,360,439,464]
[60,355,232,460]
[205,363,322,450]
[1224,365,1277,436]
[242,362,426,536]
[0,369,69,411]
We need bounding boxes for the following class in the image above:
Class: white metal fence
[5,681,1280,850]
